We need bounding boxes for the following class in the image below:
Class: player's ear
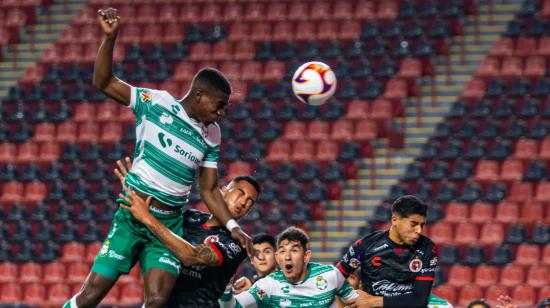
[304,249,312,264]
[391,214,399,226]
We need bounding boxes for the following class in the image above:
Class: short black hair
[252,233,276,249]
[230,176,261,195]
[277,226,309,251]
[391,195,427,218]
[467,300,490,308]
[538,297,550,308]
[192,67,232,95]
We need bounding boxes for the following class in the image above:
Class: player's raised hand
[232,277,252,294]
[496,295,517,308]
[97,8,120,37]
[230,228,255,257]
[114,156,132,188]
[119,189,154,224]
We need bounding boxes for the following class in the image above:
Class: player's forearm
[93,35,117,90]
[141,216,197,264]
[201,188,233,226]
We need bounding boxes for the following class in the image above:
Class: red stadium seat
[447,265,473,286]
[250,21,271,42]
[539,137,550,160]
[345,100,369,120]
[539,285,550,303]
[40,46,62,64]
[223,3,243,23]
[158,4,178,21]
[78,122,99,143]
[458,284,484,306]
[432,285,457,304]
[162,23,184,44]
[334,1,353,20]
[47,283,71,307]
[398,58,423,79]
[17,142,38,163]
[0,282,22,303]
[118,24,141,44]
[0,143,16,163]
[24,181,47,204]
[294,21,317,41]
[262,61,285,81]
[23,283,47,307]
[86,242,102,264]
[19,63,43,85]
[288,2,309,21]
[61,242,86,263]
[490,38,514,57]
[227,22,250,42]
[377,0,398,20]
[535,182,550,202]
[514,139,538,160]
[100,285,120,306]
[485,285,510,306]
[226,162,251,180]
[56,122,78,143]
[61,43,83,63]
[33,123,57,145]
[189,43,211,61]
[526,265,549,287]
[220,61,241,81]
[511,285,536,307]
[43,262,67,284]
[454,223,479,245]
[74,7,96,25]
[339,20,361,40]
[40,142,60,163]
[142,23,163,44]
[443,202,468,223]
[118,284,143,306]
[96,103,118,122]
[495,201,519,223]
[315,141,339,161]
[543,244,550,265]
[477,57,500,77]
[474,265,499,287]
[173,62,196,81]
[244,3,265,21]
[330,120,353,141]
[211,41,233,61]
[266,140,290,162]
[469,202,494,223]
[516,244,541,265]
[291,141,314,161]
[461,78,486,100]
[370,99,393,119]
[66,262,90,284]
[515,37,537,57]
[479,223,504,245]
[525,56,546,77]
[354,1,376,20]
[310,1,331,21]
[537,37,550,56]
[283,121,307,141]
[1,181,23,203]
[383,78,408,100]
[501,56,523,78]
[354,120,377,141]
[500,159,524,181]
[500,264,525,287]
[19,262,43,284]
[509,182,534,202]
[0,262,18,283]
[233,41,255,61]
[119,264,141,285]
[272,21,293,41]
[521,202,544,223]
[429,222,453,245]
[200,3,222,23]
[307,120,330,141]
[474,160,499,181]
[266,2,286,22]
[100,122,123,143]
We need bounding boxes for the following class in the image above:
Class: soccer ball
[291,61,337,106]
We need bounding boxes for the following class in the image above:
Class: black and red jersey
[337,230,437,307]
[167,210,247,308]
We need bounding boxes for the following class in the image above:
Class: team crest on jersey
[409,258,423,272]
[256,288,266,300]
[171,104,181,114]
[280,283,290,294]
[204,235,219,243]
[99,240,110,256]
[350,258,361,269]
[140,90,152,103]
[160,112,173,125]
[316,275,328,290]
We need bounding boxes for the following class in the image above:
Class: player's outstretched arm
[118,189,221,267]
[93,8,131,106]
[199,167,254,256]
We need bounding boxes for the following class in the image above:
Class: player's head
[250,233,277,278]
[467,299,490,308]
[275,227,311,283]
[390,195,427,246]
[189,68,232,125]
[221,176,260,221]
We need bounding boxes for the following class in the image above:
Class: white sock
[69,295,78,308]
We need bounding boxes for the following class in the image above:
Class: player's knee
[144,292,170,308]
[75,289,104,307]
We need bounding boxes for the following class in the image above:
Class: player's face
[196,90,229,125]
[251,242,276,277]
[392,214,426,246]
[221,180,258,220]
[276,240,311,283]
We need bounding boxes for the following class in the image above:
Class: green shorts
[92,204,183,281]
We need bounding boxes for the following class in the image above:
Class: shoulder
[205,122,221,146]
[353,230,387,248]
[182,209,210,223]
[417,234,436,253]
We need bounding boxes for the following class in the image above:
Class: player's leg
[65,271,117,308]
[143,268,178,308]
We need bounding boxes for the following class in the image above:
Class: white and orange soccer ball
[291,61,337,106]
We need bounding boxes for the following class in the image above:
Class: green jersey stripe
[142,141,196,185]
[125,173,188,206]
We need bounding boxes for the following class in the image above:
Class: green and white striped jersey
[428,294,454,308]
[125,87,221,207]
[219,263,358,308]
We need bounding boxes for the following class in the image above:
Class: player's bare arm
[199,166,254,256]
[94,8,131,106]
[118,189,220,267]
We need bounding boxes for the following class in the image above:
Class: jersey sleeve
[417,243,438,282]
[209,240,246,268]
[333,268,359,303]
[200,144,220,168]
[129,86,154,118]
[219,278,271,308]
[336,238,366,277]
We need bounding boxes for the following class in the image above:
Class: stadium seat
[119,264,141,285]
[538,37,550,56]
[119,283,143,306]
[516,37,537,57]
[330,120,354,141]
[288,2,309,21]
[447,265,473,286]
[495,201,519,223]
[33,123,56,142]
[100,285,120,306]
[265,140,290,162]
[469,202,494,223]
[66,262,90,284]
[96,103,118,122]
[24,181,47,203]
[543,245,550,265]
[355,1,376,20]
[23,283,47,307]
[233,41,255,60]
[429,222,453,245]
[479,223,504,245]
[0,181,23,203]
[477,57,500,77]
[19,262,43,283]
[516,244,541,265]
[514,139,538,160]
[461,78,486,100]
[354,120,377,141]
[443,202,468,223]
[17,142,39,163]
[458,284,484,306]
[339,20,361,40]
[0,143,16,163]
[454,222,479,245]
[283,121,307,141]
[223,3,242,22]
[491,38,514,57]
[500,159,524,181]
[47,283,71,307]
[0,282,22,303]
[100,122,123,143]
[509,182,534,202]
[39,142,60,163]
[525,56,546,77]
[485,285,510,306]
[521,202,545,223]
[78,122,99,143]
[307,120,330,141]
[526,264,549,287]
[474,160,499,181]
[474,264,499,287]
[511,285,536,307]
[535,182,550,201]
[60,242,86,263]
[500,264,525,287]
[43,262,67,284]
[345,100,369,120]
[266,2,286,22]
[539,285,550,303]
[370,99,393,119]
[315,141,339,161]
[295,21,317,41]
[56,122,77,143]
[0,262,18,283]
[377,0,398,20]
[291,141,314,161]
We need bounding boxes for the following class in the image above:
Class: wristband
[226,219,240,231]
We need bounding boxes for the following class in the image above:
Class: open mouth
[284,264,294,273]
